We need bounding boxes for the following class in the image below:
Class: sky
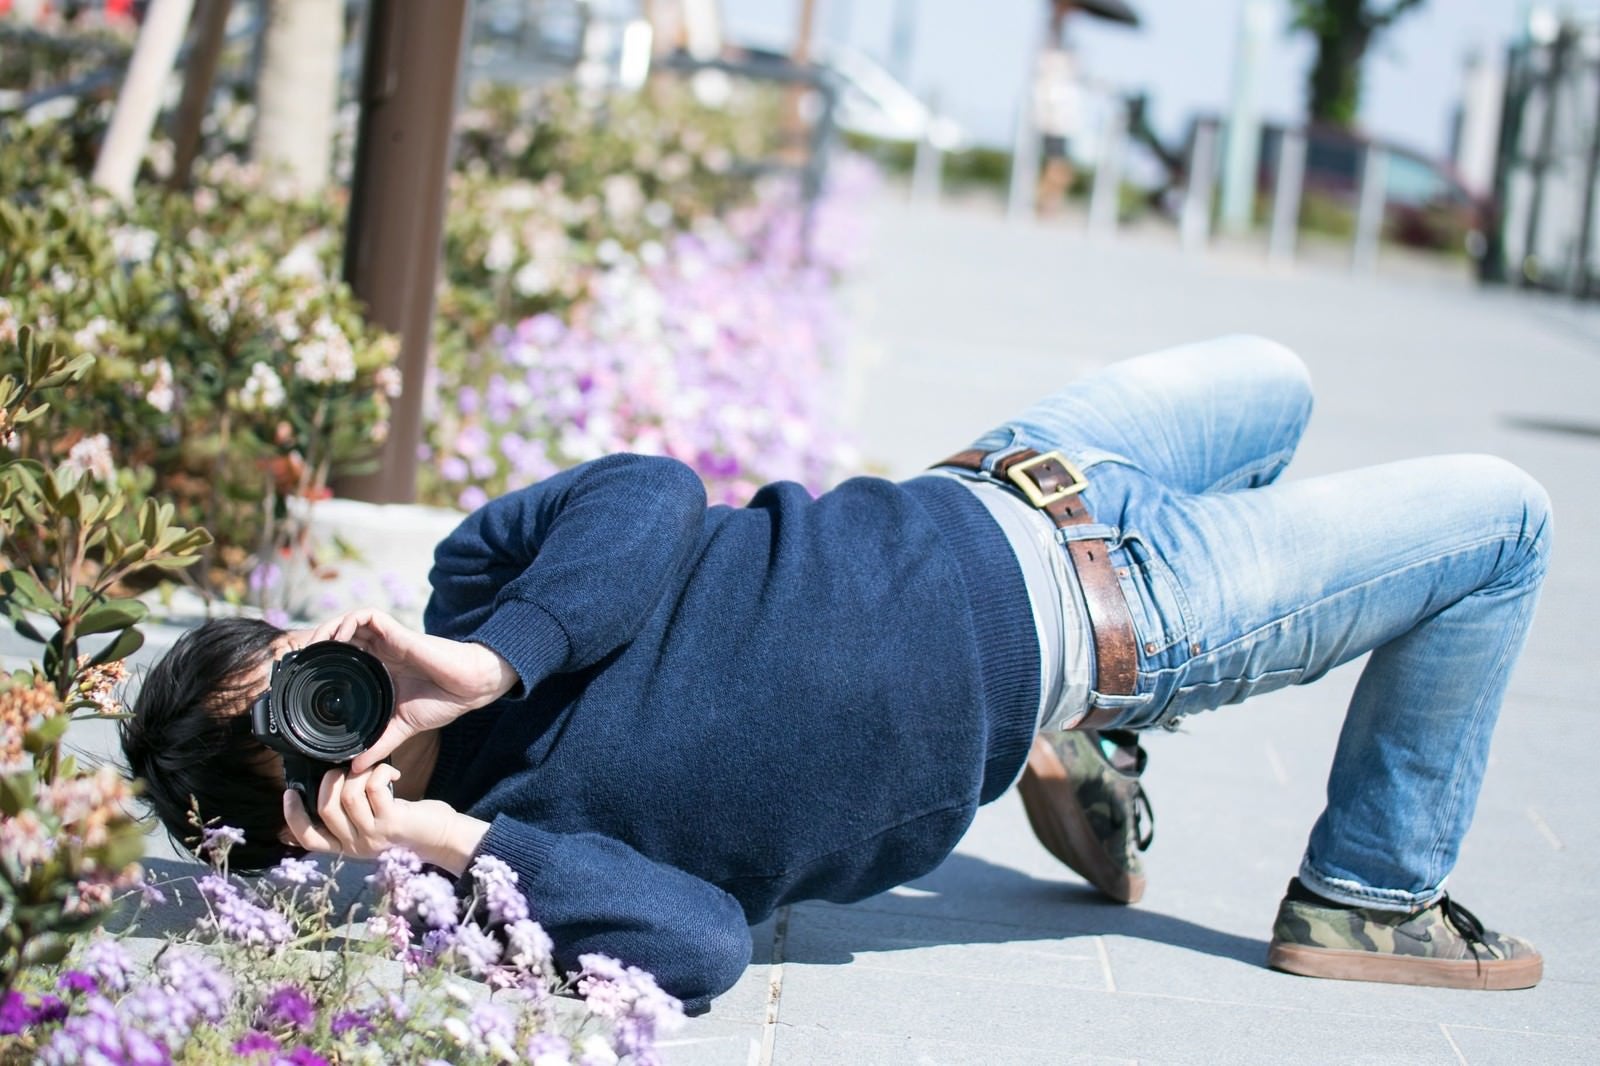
[716,0,1600,160]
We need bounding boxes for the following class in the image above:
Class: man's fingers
[350,720,413,774]
[316,769,354,848]
[283,790,340,854]
[365,764,400,822]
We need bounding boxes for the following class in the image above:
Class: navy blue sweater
[421,454,1039,1012]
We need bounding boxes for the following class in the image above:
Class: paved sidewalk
[668,203,1600,1064]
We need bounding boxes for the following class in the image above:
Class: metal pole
[1007,83,1039,223]
[910,91,943,206]
[167,0,233,191]
[1523,28,1569,284]
[1087,98,1126,238]
[1268,129,1306,265]
[1180,119,1218,251]
[1571,37,1600,297]
[1219,0,1270,235]
[1352,143,1389,273]
[335,0,470,504]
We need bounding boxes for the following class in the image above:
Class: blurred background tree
[1292,0,1426,127]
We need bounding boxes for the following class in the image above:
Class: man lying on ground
[122,335,1551,1013]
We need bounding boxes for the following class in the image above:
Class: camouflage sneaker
[1016,729,1153,904]
[1267,880,1543,990]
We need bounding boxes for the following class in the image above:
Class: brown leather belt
[936,448,1138,726]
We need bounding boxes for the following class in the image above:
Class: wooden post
[167,0,234,191]
[335,0,470,504]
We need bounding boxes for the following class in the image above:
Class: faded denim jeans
[966,335,1552,911]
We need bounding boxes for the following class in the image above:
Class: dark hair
[120,616,294,872]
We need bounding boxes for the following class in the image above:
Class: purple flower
[57,970,98,996]
[259,984,315,1030]
[199,874,294,948]
[577,952,684,1053]
[38,995,169,1066]
[458,486,489,511]
[156,948,234,1027]
[368,847,422,896]
[526,1031,573,1065]
[248,562,282,594]
[233,1030,281,1055]
[449,924,503,976]
[469,854,530,926]
[280,1048,330,1066]
[504,918,553,971]
[401,871,460,929]
[1,992,33,1035]
[330,1009,375,1039]
[264,608,291,628]
[80,936,135,993]
[439,455,470,482]
[199,823,246,860]
[268,856,326,887]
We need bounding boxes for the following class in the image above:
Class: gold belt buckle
[1006,450,1088,508]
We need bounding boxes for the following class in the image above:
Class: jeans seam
[1203,444,1298,493]
[1140,527,1540,680]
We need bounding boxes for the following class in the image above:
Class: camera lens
[273,643,394,762]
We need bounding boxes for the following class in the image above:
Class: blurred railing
[1484,15,1600,298]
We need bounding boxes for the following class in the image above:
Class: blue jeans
[969,335,1552,912]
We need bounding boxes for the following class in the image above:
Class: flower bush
[0,316,208,995]
[0,831,683,1065]
[0,117,397,618]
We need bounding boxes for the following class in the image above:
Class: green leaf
[0,569,56,613]
[22,712,69,754]
[76,599,146,637]
[21,932,70,967]
[0,771,36,817]
[88,626,143,668]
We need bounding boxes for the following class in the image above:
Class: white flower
[512,261,549,297]
[484,231,517,274]
[375,364,403,398]
[595,238,624,266]
[0,298,16,346]
[110,225,157,264]
[656,152,691,183]
[644,200,673,229]
[577,1034,617,1066]
[277,239,324,280]
[601,173,644,221]
[293,316,357,384]
[239,361,286,411]
[64,434,115,483]
[72,316,113,353]
[50,266,77,294]
[142,358,176,413]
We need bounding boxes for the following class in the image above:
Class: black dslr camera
[249,641,395,811]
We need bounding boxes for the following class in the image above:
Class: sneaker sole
[1267,942,1543,990]
[1017,735,1145,905]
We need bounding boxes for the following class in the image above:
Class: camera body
[249,640,395,810]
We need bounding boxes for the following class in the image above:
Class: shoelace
[1440,894,1491,960]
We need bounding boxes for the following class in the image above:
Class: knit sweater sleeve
[473,814,752,1014]
[423,455,707,693]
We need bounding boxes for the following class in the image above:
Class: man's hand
[304,609,518,772]
[283,766,489,876]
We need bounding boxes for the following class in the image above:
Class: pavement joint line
[1094,936,1117,993]
[767,1021,1143,1061]
[1264,740,1290,786]
[790,965,1598,1040]
[790,898,1165,938]
[757,905,790,1066]
[1524,805,1566,850]
[1439,1023,1470,1066]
